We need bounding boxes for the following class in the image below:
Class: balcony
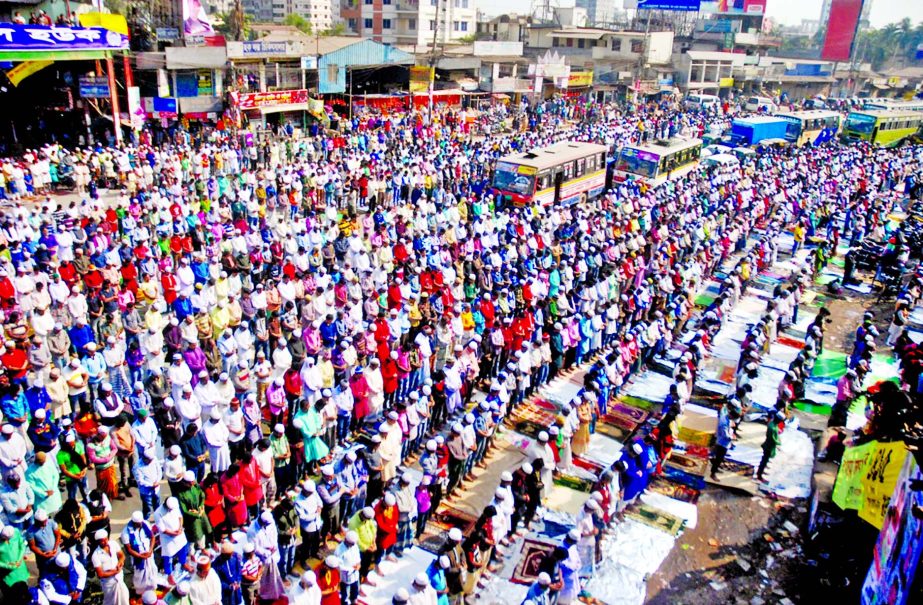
[394,0,420,12]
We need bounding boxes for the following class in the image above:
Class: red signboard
[237,89,310,110]
[821,0,864,61]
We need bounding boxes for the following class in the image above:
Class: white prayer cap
[302,570,317,585]
[142,591,158,605]
[169,445,181,455]
[34,509,48,522]
[500,471,513,482]
[167,497,179,510]
[538,431,549,442]
[413,572,429,586]
[176,581,191,595]
[34,408,46,420]
[448,528,463,542]
[131,511,144,524]
[325,554,341,568]
[94,529,108,540]
[210,408,221,420]
[183,471,196,482]
[632,442,643,455]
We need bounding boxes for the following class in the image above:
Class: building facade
[574,0,615,28]
[339,0,477,47]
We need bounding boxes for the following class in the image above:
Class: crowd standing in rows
[0,94,919,605]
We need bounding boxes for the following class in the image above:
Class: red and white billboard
[821,0,865,61]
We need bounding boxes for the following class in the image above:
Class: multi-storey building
[339,0,477,47]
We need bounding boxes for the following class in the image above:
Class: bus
[862,99,923,112]
[773,110,843,147]
[612,138,703,188]
[491,141,609,207]
[842,110,923,147]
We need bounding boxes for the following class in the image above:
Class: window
[611,38,622,51]
[453,21,460,31]
[575,158,586,177]
[553,38,560,47]
[364,0,372,4]
[348,18,357,29]
[383,18,392,29]
[460,21,468,32]
[364,18,373,28]
[566,38,573,47]
[383,0,392,3]
[630,39,643,53]
[408,18,416,30]
[578,39,585,48]
[562,161,574,181]
[429,20,436,30]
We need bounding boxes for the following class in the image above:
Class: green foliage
[320,22,348,36]
[284,14,313,34]
[854,19,923,69]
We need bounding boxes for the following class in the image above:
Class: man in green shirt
[177,471,211,548]
[347,506,378,581]
[0,525,29,600]
[756,411,783,483]
[57,433,90,501]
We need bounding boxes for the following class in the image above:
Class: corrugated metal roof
[318,39,414,68]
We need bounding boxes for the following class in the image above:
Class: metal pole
[106,55,122,145]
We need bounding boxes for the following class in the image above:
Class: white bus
[491,141,609,207]
[612,138,703,188]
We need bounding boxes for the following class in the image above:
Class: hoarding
[79,76,110,98]
[183,0,215,36]
[409,66,434,93]
[237,89,311,109]
[821,0,865,61]
[0,24,129,52]
[627,0,702,11]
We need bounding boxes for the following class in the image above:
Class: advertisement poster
[183,0,215,36]
[861,457,923,605]
[237,89,310,109]
[821,0,864,61]
[832,440,909,529]
[0,24,129,52]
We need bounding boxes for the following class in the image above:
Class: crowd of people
[0,93,919,605]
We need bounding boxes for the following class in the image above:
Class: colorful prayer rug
[511,538,558,585]
[609,402,648,423]
[625,504,686,538]
[553,473,596,493]
[618,395,658,412]
[676,425,714,447]
[664,452,709,477]
[417,507,478,553]
[662,466,707,490]
[572,455,605,475]
[648,477,700,504]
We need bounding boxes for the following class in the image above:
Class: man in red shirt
[317,555,341,605]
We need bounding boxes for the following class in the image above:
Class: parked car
[745,96,777,113]
[685,93,721,112]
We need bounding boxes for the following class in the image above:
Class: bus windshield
[780,117,802,141]
[615,147,661,178]
[845,113,876,135]
[492,162,535,196]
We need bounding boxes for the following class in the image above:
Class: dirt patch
[646,488,809,605]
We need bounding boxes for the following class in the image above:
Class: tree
[215,0,252,41]
[284,14,313,35]
[320,22,348,37]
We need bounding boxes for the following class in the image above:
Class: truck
[728,116,791,147]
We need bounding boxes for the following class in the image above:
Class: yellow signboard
[832,440,909,529]
[567,70,594,88]
[518,166,537,175]
[719,77,735,88]
[409,66,434,93]
[6,60,53,86]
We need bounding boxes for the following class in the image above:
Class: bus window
[563,162,574,181]
[586,154,596,173]
[575,158,586,178]
[615,148,660,178]
[599,152,606,168]
[492,163,536,196]
[537,170,551,191]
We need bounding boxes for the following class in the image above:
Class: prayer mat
[776,335,806,350]
[664,452,709,477]
[694,292,718,308]
[512,419,551,439]
[625,504,686,538]
[511,538,558,585]
[830,257,846,268]
[545,484,589,515]
[705,459,759,495]
[618,394,658,412]
[677,425,714,447]
[662,466,707,490]
[648,477,700,504]
[602,412,641,433]
[681,444,711,459]
[538,518,572,540]
[595,421,632,442]
[572,455,605,475]
[609,402,648,423]
[554,473,596,493]
[417,507,478,553]
[530,398,563,413]
[812,351,848,381]
[793,400,832,416]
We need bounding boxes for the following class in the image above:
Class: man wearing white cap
[39,552,87,605]
[408,572,438,605]
[530,431,555,500]
[203,408,231,474]
[121,511,158,594]
[156,497,189,579]
[288,570,321,605]
[379,412,402,483]
[189,554,222,605]
[248,511,284,601]
[91,530,131,605]
[0,423,27,480]
[334,531,361,605]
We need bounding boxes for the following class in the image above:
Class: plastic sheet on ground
[763,426,815,499]
[802,380,838,406]
[708,334,748,361]
[624,370,673,403]
[363,546,436,605]
[597,518,677,576]
[748,366,788,409]
[478,576,530,605]
[762,342,803,371]
[583,433,624,468]
[584,561,648,605]
[640,491,698,530]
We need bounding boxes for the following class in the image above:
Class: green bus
[842,109,923,147]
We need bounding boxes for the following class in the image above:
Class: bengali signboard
[156,27,180,41]
[0,24,129,52]
[832,440,909,529]
[626,0,702,10]
[237,89,310,110]
[861,456,923,605]
[79,76,110,98]
[567,70,594,88]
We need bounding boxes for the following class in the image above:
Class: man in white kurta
[189,555,222,605]
[288,570,321,605]
[378,412,402,483]
[90,530,131,605]
[203,409,231,474]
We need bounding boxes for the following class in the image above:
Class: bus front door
[554,171,564,204]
